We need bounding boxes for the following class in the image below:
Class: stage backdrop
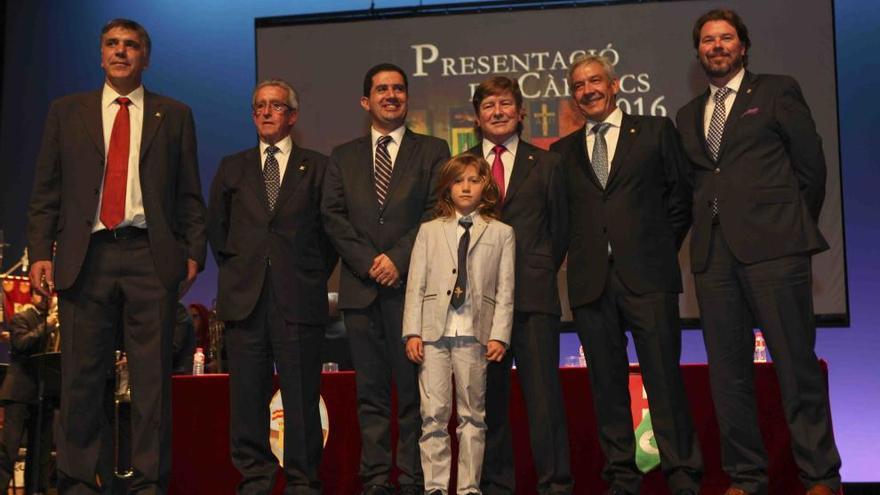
[255,0,847,326]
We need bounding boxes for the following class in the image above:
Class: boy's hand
[405,336,424,364]
[486,340,506,362]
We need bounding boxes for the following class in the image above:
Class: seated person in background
[0,292,57,492]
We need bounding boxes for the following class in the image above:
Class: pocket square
[741,107,760,117]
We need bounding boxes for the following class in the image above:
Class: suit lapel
[245,147,271,215]
[140,91,164,161]
[272,144,307,215]
[443,217,459,262]
[503,141,536,206]
[359,135,381,212]
[607,113,638,187]
[381,129,415,214]
[468,215,488,253]
[716,71,757,162]
[79,91,104,160]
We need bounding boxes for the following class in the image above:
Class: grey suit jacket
[402,214,515,346]
[27,89,206,291]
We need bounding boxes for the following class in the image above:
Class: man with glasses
[208,79,337,494]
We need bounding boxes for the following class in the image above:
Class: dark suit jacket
[466,140,568,316]
[0,307,52,405]
[27,89,207,291]
[676,72,828,273]
[208,144,337,324]
[551,114,692,307]
[322,129,450,310]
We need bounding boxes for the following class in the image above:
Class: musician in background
[0,291,58,492]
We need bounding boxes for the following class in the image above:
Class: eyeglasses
[252,101,293,114]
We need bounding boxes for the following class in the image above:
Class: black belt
[93,226,148,241]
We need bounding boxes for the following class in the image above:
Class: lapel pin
[629,128,636,134]
[746,88,752,94]
[298,164,306,172]
[528,154,534,160]
[155,112,162,117]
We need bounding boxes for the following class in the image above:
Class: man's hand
[178,259,199,298]
[486,340,506,362]
[369,254,400,287]
[405,336,424,364]
[29,261,54,297]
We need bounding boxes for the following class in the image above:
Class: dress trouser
[0,402,54,492]
[573,263,702,494]
[57,232,176,495]
[419,336,487,494]
[226,271,325,495]
[482,312,573,495]
[344,288,423,489]
[695,224,841,495]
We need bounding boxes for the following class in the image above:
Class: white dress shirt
[585,106,623,171]
[370,125,406,172]
[703,68,745,138]
[93,84,146,231]
[259,135,293,186]
[444,211,476,338]
[481,134,519,190]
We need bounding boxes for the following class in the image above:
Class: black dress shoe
[398,485,424,495]
[362,485,394,495]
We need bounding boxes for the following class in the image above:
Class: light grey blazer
[402,214,515,346]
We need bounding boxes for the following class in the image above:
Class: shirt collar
[259,135,293,156]
[371,125,406,148]
[709,67,746,98]
[102,83,144,110]
[586,106,623,134]
[481,133,519,159]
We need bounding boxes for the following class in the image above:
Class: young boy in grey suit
[403,154,515,495]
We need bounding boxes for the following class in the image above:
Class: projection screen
[255,0,847,326]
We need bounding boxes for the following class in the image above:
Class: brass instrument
[114,350,134,479]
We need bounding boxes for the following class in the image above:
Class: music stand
[30,351,60,494]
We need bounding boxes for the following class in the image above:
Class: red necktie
[491,144,506,203]
[100,97,132,229]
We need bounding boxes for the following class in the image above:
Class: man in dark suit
[675,10,841,495]
[0,292,57,492]
[26,19,206,494]
[208,79,336,495]
[321,63,450,495]
[465,76,572,495]
[550,55,702,495]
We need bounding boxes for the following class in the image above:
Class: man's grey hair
[567,54,617,87]
[252,79,299,111]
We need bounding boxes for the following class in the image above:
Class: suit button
[452,269,456,274]
[447,290,452,295]
[379,217,385,225]
[714,167,721,174]
[602,226,607,234]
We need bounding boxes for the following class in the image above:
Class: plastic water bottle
[753,331,768,363]
[193,347,205,375]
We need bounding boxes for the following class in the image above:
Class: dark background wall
[1,0,877,481]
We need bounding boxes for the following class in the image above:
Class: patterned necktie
[375,135,393,206]
[491,144,506,203]
[264,145,280,211]
[706,86,732,161]
[590,122,611,188]
[99,97,132,229]
[706,87,732,217]
[451,216,473,310]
